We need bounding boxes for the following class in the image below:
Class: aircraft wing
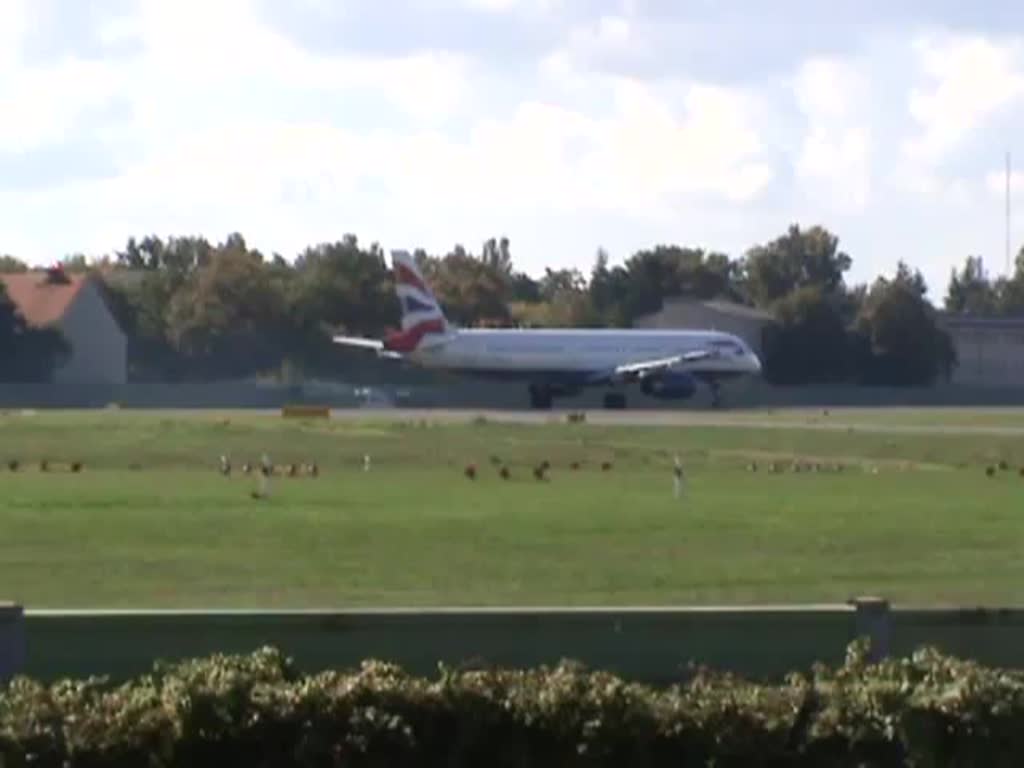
[332,335,404,359]
[608,348,717,382]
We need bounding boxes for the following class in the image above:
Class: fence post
[852,596,891,661]
[0,603,26,682]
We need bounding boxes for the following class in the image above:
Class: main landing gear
[527,384,628,410]
[528,384,553,410]
[709,381,723,409]
[603,392,626,409]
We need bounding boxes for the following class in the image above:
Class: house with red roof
[1,265,127,385]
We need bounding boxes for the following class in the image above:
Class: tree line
[2,222,1017,386]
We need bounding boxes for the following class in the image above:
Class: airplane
[333,250,763,410]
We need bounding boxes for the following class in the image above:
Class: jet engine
[640,370,698,399]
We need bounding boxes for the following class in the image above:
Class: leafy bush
[3,640,1024,766]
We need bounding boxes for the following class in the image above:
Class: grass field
[2,408,1024,609]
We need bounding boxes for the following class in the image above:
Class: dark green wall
[22,607,856,684]
[9,602,1024,685]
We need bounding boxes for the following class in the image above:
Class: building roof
[0,269,89,327]
[936,311,1024,330]
[660,296,775,321]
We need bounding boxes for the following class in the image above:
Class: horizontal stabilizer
[332,335,403,359]
[333,335,384,350]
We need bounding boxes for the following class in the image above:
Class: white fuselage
[405,328,762,377]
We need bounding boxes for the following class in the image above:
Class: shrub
[3,641,1024,766]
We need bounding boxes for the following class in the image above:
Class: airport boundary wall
[7,380,1024,409]
[5,600,1024,685]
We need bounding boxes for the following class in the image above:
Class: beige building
[936,313,1024,387]
[633,297,775,358]
[1,267,127,384]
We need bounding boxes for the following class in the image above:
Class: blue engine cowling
[640,371,698,399]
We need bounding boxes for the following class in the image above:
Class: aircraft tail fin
[386,249,451,352]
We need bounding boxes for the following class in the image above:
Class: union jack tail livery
[392,250,449,333]
[383,250,451,353]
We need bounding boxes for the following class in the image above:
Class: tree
[420,246,511,326]
[0,284,70,381]
[291,236,397,337]
[742,224,852,307]
[539,267,586,300]
[762,287,850,385]
[479,236,512,276]
[606,245,746,326]
[508,271,541,303]
[164,243,290,378]
[854,267,955,386]
[60,254,92,273]
[944,255,998,314]
[988,246,1024,314]
[503,266,597,327]
[0,255,28,273]
[588,248,631,327]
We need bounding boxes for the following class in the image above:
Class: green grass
[2,409,1024,608]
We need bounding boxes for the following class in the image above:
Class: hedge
[3,639,1024,766]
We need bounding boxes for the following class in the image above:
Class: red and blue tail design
[384,250,451,353]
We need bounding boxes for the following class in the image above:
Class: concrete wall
[8,378,1024,410]
[11,601,1024,685]
[945,323,1024,387]
[53,280,128,386]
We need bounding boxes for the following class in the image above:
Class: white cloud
[540,14,636,86]
[460,0,560,11]
[0,0,127,153]
[599,80,773,207]
[570,15,632,52]
[0,59,126,153]
[533,16,774,214]
[108,0,472,130]
[792,57,872,212]
[0,0,775,260]
[429,78,775,217]
[0,0,472,160]
[905,34,1024,163]
[0,0,28,68]
[985,167,1024,194]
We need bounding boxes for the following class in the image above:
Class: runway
[325,407,1024,435]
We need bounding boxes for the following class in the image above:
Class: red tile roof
[0,271,89,328]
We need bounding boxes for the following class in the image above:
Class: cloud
[598,80,774,207]
[460,0,556,10]
[0,0,28,67]
[80,78,773,229]
[3,0,1016,299]
[904,33,1024,163]
[985,166,1024,194]
[0,0,776,265]
[539,13,657,85]
[108,0,473,127]
[0,60,125,154]
[0,0,127,154]
[792,57,872,212]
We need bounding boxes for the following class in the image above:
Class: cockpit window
[710,339,745,355]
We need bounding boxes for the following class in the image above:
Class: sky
[1,0,1023,301]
